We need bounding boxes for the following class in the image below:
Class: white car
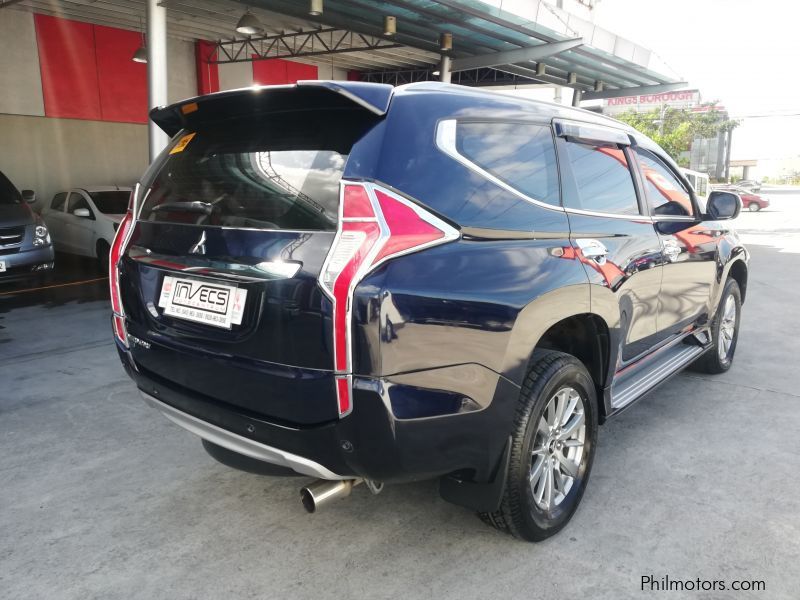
[42,186,131,270]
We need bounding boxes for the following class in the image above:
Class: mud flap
[438,436,511,512]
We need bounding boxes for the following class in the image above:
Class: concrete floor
[2,195,800,599]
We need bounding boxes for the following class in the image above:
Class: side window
[634,148,694,217]
[51,192,67,211]
[455,121,560,205]
[67,192,90,215]
[558,139,639,215]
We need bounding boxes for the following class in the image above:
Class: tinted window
[68,193,91,214]
[0,171,22,205]
[634,148,694,217]
[560,140,639,215]
[139,126,346,231]
[51,192,68,211]
[90,191,130,214]
[455,121,560,205]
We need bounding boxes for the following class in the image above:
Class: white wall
[0,10,45,117]
[0,114,148,211]
[168,37,198,103]
[218,61,253,91]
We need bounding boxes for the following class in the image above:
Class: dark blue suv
[112,82,747,541]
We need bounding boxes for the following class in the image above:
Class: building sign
[602,90,701,115]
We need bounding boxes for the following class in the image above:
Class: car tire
[748,203,760,212]
[691,278,741,374]
[96,241,110,274]
[479,350,598,542]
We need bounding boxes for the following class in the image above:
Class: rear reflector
[319,182,459,417]
[335,376,351,415]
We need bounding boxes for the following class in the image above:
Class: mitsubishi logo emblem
[189,231,207,255]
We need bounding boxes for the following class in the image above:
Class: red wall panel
[35,14,102,120]
[94,24,148,123]
[252,57,318,85]
[285,61,318,83]
[196,40,220,95]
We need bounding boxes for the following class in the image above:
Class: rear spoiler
[150,81,394,137]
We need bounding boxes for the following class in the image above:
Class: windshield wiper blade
[151,201,213,215]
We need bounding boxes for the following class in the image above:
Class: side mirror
[706,191,741,220]
[21,190,36,204]
[73,207,92,218]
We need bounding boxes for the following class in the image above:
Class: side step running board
[611,344,706,411]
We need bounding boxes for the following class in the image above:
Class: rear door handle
[575,238,609,263]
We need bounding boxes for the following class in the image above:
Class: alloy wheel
[718,294,737,360]
[529,386,586,511]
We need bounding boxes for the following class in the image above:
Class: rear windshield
[90,191,130,214]
[138,124,348,231]
[0,171,22,205]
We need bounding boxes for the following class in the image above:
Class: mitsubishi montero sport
[111,82,747,541]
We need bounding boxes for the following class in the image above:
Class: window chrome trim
[434,119,565,213]
[564,207,654,222]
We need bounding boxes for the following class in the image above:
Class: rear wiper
[151,201,213,215]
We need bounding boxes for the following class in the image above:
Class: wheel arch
[727,257,748,303]
[502,284,614,407]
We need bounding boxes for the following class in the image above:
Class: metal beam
[450,38,582,72]
[580,81,690,101]
[211,27,403,64]
[493,64,591,90]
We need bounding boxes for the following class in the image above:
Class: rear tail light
[319,182,459,416]
[109,187,137,347]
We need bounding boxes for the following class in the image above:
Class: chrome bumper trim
[141,392,346,480]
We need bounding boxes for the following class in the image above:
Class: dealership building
[0,0,688,207]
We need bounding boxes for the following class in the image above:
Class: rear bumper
[142,391,346,479]
[120,344,520,485]
[0,245,54,281]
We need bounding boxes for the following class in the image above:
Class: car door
[43,192,68,251]
[554,121,664,366]
[64,191,96,257]
[630,146,717,341]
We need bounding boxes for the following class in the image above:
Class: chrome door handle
[575,238,609,262]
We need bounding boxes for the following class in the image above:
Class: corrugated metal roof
[6,0,683,91]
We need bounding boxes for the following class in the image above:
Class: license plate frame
[158,275,247,329]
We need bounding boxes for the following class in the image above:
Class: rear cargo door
[119,89,384,425]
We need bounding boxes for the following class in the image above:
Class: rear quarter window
[454,121,560,206]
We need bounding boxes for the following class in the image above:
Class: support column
[439,55,451,83]
[723,128,733,182]
[571,88,582,107]
[146,0,168,162]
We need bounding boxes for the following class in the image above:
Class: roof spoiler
[150,81,394,137]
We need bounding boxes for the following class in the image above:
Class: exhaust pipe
[300,478,362,513]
